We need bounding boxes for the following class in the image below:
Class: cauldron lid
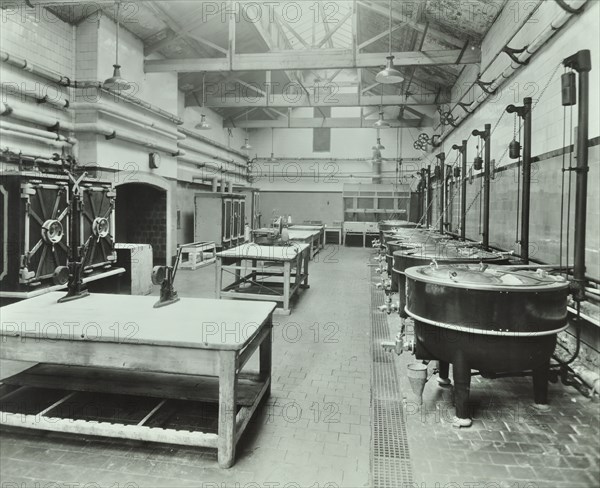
[393,246,502,261]
[405,264,569,291]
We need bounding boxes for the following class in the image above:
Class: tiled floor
[1,245,599,488]
[0,246,372,487]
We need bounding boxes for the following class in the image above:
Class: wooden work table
[215,243,310,315]
[289,225,325,256]
[0,292,276,468]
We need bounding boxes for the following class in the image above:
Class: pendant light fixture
[103,2,131,91]
[240,109,252,150]
[373,90,390,128]
[195,72,211,130]
[375,0,404,84]
[372,129,385,151]
[269,128,278,162]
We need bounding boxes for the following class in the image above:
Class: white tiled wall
[1,6,74,77]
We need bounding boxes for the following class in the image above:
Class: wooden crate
[179,241,217,270]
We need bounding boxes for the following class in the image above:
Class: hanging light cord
[202,72,206,108]
[388,0,393,55]
[115,2,120,66]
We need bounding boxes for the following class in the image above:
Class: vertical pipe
[426,166,432,227]
[520,97,533,263]
[437,152,446,234]
[460,140,467,240]
[573,54,590,300]
[483,124,491,249]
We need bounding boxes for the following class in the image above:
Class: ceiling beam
[145,2,220,58]
[274,11,309,48]
[318,2,335,49]
[315,9,353,48]
[358,25,402,50]
[357,0,463,48]
[198,93,449,108]
[145,48,480,73]
[144,29,177,56]
[223,117,427,129]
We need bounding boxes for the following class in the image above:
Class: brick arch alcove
[115,182,167,265]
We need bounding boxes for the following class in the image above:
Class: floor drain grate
[370,270,413,488]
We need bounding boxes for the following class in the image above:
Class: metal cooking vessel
[385,241,421,290]
[378,220,419,242]
[404,264,568,419]
[393,245,507,318]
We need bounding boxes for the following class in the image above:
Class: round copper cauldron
[392,245,507,319]
[405,264,569,421]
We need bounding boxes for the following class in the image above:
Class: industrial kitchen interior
[0,0,599,486]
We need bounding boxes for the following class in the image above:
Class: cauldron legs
[438,360,451,386]
[532,361,551,410]
[452,356,473,427]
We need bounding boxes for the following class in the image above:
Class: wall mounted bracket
[503,46,529,65]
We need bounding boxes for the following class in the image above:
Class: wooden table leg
[218,350,237,468]
[303,248,310,288]
[260,319,272,399]
[215,258,223,299]
[283,261,291,314]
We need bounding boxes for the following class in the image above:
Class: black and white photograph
[0,0,598,486]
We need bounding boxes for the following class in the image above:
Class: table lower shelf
[0,364,269,452]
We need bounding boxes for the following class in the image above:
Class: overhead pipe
[1,82,70,110]
[1,50,184,126]
[506,97,533,263]
[0,150,63,167]
[177,154,248,181]
[1,100,74,131]
[70,102,180,140]
[435,152,446,234]
[178,127,249,164]
[178,139,246,173]
[563,49,591,301]
[435,0,588,142]
[76,123,179,155]
[472,124,491,249]
[0,128,73,149]
[0,120,76,143]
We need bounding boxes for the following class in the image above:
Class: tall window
[313,107,331,152]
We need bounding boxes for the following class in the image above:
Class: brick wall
[115,184,167,264]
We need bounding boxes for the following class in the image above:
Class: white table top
[0,293,276,351]
[216,243,309,261]
[287,229,320,240]
[289,225,325,231]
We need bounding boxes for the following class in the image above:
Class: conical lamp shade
[376,56,404,84]
[372,138,385,150]
[195,114,211,130]
[373,112,390,128]
[269,152,278,162]
[103,64,131,91]
[241,138,252,150]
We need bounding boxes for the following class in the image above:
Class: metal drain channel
[370,269,414,488]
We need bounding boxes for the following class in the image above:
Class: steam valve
[381,333,414,355]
